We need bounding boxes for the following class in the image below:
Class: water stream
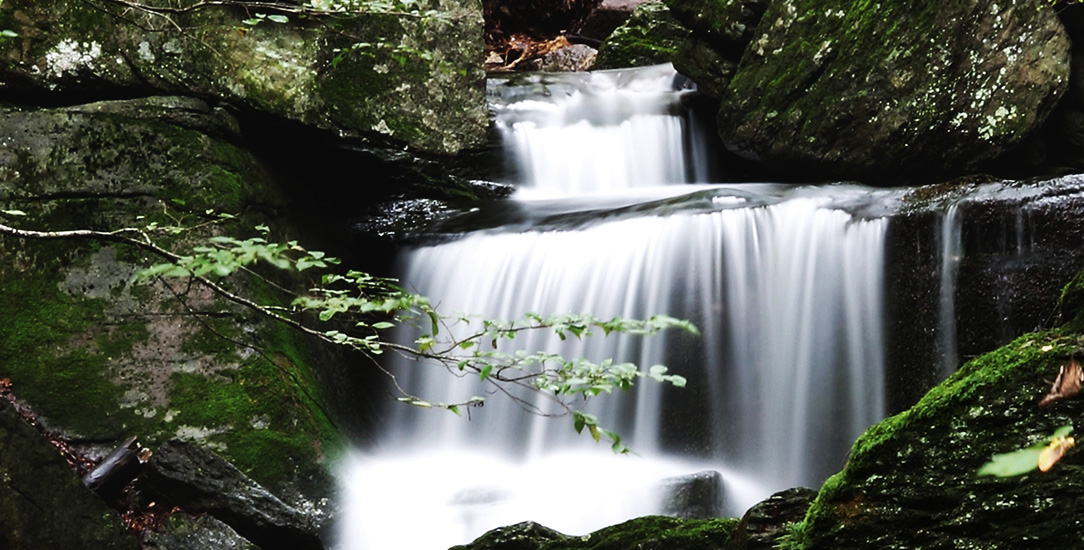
[338,65,897,549]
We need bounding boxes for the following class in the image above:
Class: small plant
[978,425,1074,477]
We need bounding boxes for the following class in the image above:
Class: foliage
[977,424,1073,477]
[131,223,696,453]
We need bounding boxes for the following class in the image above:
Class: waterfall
[939,204,963,376]
[338,65,889,550]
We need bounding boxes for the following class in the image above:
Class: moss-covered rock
[593,2,689,70]
[451,516,740,550]
[0,98,342,504]
[0,0,487,155]
[786,280,1084,548]
[0,401,139,550]
[714,0,1070,183]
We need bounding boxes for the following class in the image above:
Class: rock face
[450,516,740,550]
[713,0,1070,182]
[0,400,138,550]
[0,97,341,506]
[0,0,488,155]
[723,487,815,550]
[660,470,725,519]
[139,439,323,550]
[787,271,1084,548]
[593,2,689,70]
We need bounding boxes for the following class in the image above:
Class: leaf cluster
[131,223,698,452]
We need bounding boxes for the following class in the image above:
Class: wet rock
[0,0,487,155]
[794,304,1084,548]
[139,439,323,550]
[451,516,739,550]
[594,2,690,70]
[715,0,1069,183]
[0,400,138,550]
[723,487,815,550]
[522,44,599,72]
[142,514,257,550]
[660,470,725,519]
[575,0,660,43]
[882,176,1084,412]
[663,0,768,53]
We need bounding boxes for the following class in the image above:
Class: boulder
[142,514,258,550]
[522,44,598,72]
[659,470,725,519]
[0,0,487,155]
[0,400,138,550]
[139,439,323,550]
[0,96,341,504]
[714,0,1070,183]
[593,2,689,70]
[663,0,768,53]
[723,487,816,550]
[575,0,660,43]
[789,272,1084,548]
[450,516,740,550]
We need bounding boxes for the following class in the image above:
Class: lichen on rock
[664,0,1071,183]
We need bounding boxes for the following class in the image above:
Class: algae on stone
[786,267,1084,548]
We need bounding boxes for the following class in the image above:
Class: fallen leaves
[1039,357,1083,407]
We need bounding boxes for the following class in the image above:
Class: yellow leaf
[1039,436,1075,472]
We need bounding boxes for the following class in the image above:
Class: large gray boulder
[0,0,487,155]
[714,0,1070,182]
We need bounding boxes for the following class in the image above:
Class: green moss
[550,516,738,550]
[594,3,689,70]
[1057,268,1084,330]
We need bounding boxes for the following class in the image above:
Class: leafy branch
[0,216,696,452]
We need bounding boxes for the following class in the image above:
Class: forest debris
[1039,357,1083,407]
[1038,436,1075,472]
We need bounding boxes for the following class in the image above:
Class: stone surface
[723,487,816,550]
[139,439,323,550]
[663,0,768,53]
[0,97,341,502]
[0,400,139,550]
[881,176,1084,412]
[789,277,1084,548]
[142,514,258,550]
[0,0,487,155]
[715,0,1070,183]
[660,469,725,519]
[575,0,660,42]
[450,516,740,550]
[593,1,689,70]
[522,44,598,72]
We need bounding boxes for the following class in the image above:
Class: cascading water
[338,65,890,550]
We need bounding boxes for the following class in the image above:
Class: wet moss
[454,515,740,550]
[1057,268,1084,330]
[594,3,689,70]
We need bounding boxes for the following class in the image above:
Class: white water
[939,204,962,376]
[338,65,889,550]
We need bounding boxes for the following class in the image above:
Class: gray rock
[0,400,138,550]
[715,0,1070,183]
[142,514,258,550]
[663,0,769,50]
[0,0,487,155]
[594,2,690,70]
[576,0,660,42]
[139,439,323,550]
[723,487,815,550]
[660,470,725,519]
[523,44,599,72]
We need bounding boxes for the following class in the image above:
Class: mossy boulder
[0,0,487,155]
[787,283,1084,548]
[0,400,139,550]
[593,2,689,70]
[0,97,342,505]
[713,0,1070,183]
[451,516,740,550]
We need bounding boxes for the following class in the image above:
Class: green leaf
[1054,425,1074,439]
[267,14,289,23]
[479,364,493,381]
[977,446,1044,477]
[0,30,19,38]
[1,209,27,216]
[372,321,395,330]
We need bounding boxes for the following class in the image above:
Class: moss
[550,515,739,550]
[1057,267,1084,330]
[594,3,689,70]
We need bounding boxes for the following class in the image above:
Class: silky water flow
[337,65,890,550]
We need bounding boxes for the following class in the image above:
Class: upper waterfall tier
[488,64,711,198]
